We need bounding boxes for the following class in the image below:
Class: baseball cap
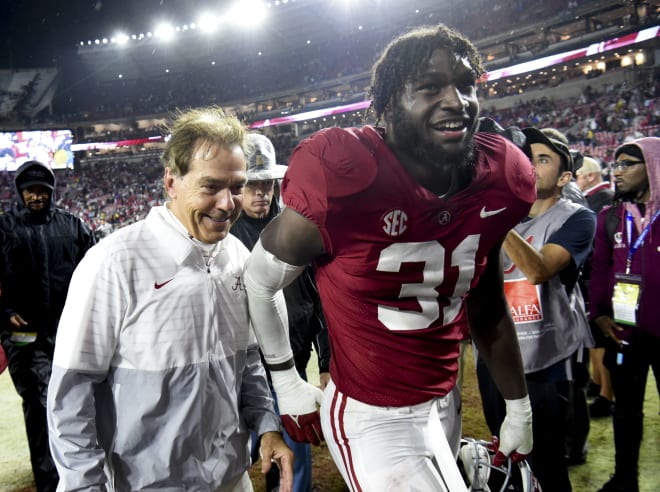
[15,160,55,191]
[244,133,288,181]
[575,156,602,176]
[522,127,574,173]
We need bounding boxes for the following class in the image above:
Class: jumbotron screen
[0,129,75,171]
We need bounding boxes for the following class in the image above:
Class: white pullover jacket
[47,206,280,491]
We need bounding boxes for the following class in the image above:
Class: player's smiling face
[165,141,247,244]
[388,48,479,167]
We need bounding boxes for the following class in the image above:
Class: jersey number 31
[376,235,480,331]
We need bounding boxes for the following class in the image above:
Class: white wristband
[504,395,532,421]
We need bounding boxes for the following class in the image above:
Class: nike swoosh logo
[480,206,507,218]
[154,278,174,289]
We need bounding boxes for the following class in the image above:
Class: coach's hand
[270,366,324,445]
[492,395,533,467]
[259,431,294,492]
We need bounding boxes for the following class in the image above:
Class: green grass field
[2,347,658,491]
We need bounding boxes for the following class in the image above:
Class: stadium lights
[198,13,220,33]
[228,0,267,26]
[154,23,176,41]
[115,33,130,45]
[482,25,659,82]
[77,0,303,47]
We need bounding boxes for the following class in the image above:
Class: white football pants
[321,380,463,492]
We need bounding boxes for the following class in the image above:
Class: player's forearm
[502,229,552,284]
[473,315,528,400]
[245,240,303,366]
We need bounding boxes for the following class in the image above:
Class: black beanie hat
[615,144,644,162]
[15,160,55,191]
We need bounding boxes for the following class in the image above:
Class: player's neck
[397,153,471,197]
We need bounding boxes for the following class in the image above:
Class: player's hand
[259,431,294,492]
[270,366,324,445]
[492,395,533,467]
[319,372,331,391]
[9,313,28,329]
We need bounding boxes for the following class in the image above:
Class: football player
[245,24,536,491]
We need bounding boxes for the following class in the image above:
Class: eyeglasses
[612,160,645,172]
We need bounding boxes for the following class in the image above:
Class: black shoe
[597,474,639,492]
[565,452,587,466]
[589,396,614,418]
[587,380,601,398]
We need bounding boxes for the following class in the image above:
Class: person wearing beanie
[231,133,330,492]
[590,137,660,492]
[0,160,95,491]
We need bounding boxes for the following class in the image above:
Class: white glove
[270,367,324,444]
[493,395,533,466]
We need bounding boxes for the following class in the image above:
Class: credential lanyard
[625,209,660,274]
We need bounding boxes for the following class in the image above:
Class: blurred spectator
[574,155,616,419]
[589,137,660,492]
[0,160,95,492]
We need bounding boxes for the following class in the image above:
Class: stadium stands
[0,0,657,233]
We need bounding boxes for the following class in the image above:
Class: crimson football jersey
[282,126,535,406]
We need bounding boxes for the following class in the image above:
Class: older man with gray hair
[47,108,293,492]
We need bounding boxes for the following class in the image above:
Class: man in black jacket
[0,160,95,492]
[231,134,330,492]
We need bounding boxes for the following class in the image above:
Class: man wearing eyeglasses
[477,127,596,492]
[589,137,660,492]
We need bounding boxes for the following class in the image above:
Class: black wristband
[266,358,295,371]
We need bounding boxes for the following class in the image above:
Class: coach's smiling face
[165,140,247,244]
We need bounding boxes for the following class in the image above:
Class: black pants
[476,358,572,492]
[565,353,590,461]
[603,331,660,483]
[2,336,59,492]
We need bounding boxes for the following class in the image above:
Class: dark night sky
[0,0,222,69]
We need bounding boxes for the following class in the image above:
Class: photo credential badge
[612,273,641,326]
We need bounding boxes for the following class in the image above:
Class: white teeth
[435,121,464,130]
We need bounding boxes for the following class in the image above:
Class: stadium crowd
[0,157,163,234]
[1,0,641,127]
[1,73,658,238]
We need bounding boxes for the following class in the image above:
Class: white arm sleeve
[245,239,306,365]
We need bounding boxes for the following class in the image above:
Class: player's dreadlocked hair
[369,24,484,124]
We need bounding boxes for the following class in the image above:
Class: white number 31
[376,235,480,331]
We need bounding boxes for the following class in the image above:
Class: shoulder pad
[297,127,378,198]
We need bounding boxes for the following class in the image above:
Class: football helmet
[459,438,542,492]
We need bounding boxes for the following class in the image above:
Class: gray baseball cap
[245,133,288,181]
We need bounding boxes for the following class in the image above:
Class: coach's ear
[164,168,178,200]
